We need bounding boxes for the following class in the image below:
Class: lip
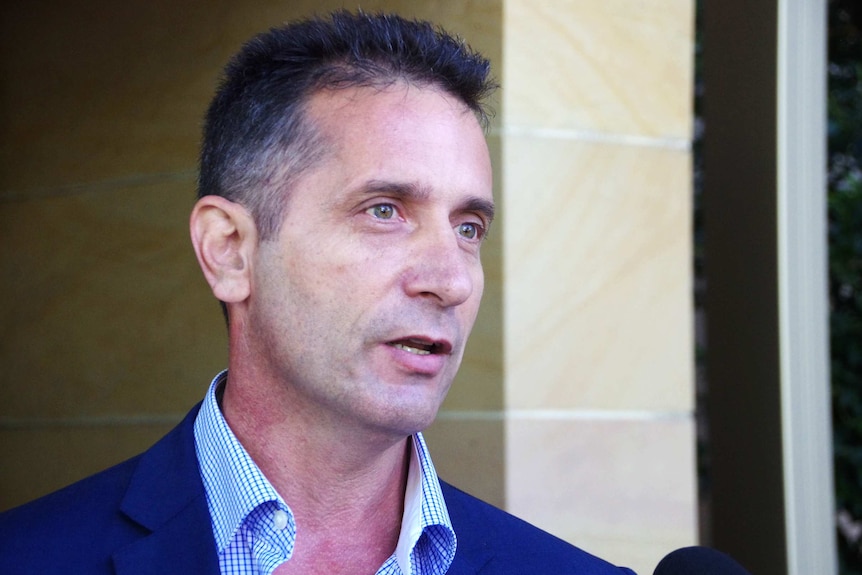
[385,335,453,376]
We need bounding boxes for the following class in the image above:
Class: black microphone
[654,546,752,575]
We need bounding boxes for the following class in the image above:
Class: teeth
[392,343,432,355]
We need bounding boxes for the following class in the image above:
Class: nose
[403,226,478,308]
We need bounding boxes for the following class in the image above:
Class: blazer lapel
[441,482,494,575]
[112,501,217,575]
[112,405,219,575]
[446,556,486,575]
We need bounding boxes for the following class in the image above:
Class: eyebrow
[360,180,496,223]
[462,196,496,224]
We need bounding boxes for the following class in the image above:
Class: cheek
[283,243,351,294]
[470,264,487,311]
[454,265,485,327]
[334,245,401,290]
[471,261,486,303]
[475,262,485,294]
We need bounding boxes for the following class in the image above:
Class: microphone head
[654,546,752,575]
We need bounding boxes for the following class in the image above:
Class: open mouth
[389,338,449,356]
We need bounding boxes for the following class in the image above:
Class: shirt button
[273,509,288,531]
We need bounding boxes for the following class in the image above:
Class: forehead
[298,83,493,205]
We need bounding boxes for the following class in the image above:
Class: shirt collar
[396,433,457,574]
[193,370,294,554]
[193,370,456,574]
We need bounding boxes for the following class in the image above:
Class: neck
[219,364,411,567]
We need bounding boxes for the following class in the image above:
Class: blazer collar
[113,404,219,575]
[441,482,494,575]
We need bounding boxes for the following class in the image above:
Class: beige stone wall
[1,1,695,572]
[495,2,697,570]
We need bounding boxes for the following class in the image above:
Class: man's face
[244,83,494,438]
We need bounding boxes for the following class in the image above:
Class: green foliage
[829,1,862,573]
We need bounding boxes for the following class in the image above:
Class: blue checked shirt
[193,371,457,575]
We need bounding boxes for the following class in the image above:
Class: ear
[190,195,257,304]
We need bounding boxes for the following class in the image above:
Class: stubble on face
[237,82,494,441]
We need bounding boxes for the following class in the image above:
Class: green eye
[368,204,396,219]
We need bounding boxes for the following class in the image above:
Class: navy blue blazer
[0,405,635,574]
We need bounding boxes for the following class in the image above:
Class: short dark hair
[198,10,496,240]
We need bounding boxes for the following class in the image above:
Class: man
[0,11,635,575]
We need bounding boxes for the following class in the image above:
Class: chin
[357,376,451,436]
[373,400,443,438]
